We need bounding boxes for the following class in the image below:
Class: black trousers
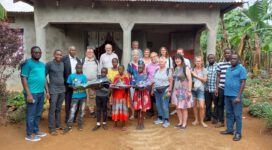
[96,96,108,123]
[65,87,78,123]
[204,91,216,120]
[215,88,225,123]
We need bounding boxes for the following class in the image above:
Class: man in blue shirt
[220,54,247,141]
[21,46,48,142]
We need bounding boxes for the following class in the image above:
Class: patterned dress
[111,74,130,121]
[171,66,193,109]
[133,73,151,112]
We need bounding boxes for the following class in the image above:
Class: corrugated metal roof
[102,0,243,3]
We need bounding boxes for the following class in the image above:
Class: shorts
[192,88,205,100]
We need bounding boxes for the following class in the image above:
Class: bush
[243,98,252,107]
[7,91,25,108]
[248,101,272,118]
[7,105,26,124]
[264,107,272,129]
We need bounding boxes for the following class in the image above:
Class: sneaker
[154,119,163,125]
[92,125,101,131]
[25,135,41,142]
[170,110,177,115]
[35,132,47,137]
[162,121,170,128]
[62,127,72,134]
[49,130,58,136]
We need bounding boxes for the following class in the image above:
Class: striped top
[216,60,231,89]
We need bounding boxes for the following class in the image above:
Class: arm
[234,80,246,104]
[193,73,207,83]
[186,67,192,92]
[21,77,33,103]
[215,71,221,97]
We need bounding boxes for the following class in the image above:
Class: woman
[152,56,173,128]
[172,54,193,129]
[127,50,139,120]
[142,48,151,65]
[159,47,173,72]
[191,56,208,128]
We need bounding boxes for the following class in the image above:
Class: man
[82,47,100,118]
[215,48,232,128]
[46,49,65,135]
[220,54,246,141]
[204,54,217,123]
[176,48,191,68]
[131,41,143,61]
[21,46,48,141]
[145,52,159,117]
[61,46,81,123]
[99,44,118,69]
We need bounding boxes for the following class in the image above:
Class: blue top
[67,73,87,99]
[224,64,247,97]
[135,73,147,83]
[20,59,46,94]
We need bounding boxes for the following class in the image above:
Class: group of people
[20,41,247,142]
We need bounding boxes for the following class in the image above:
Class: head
[176,48,184,56]
[174,54,185,67]
[85,47,94,59]
[31,46,42,61]
[68,46,77,57]
[207,54,215,65]
[230,54,240,67]
[223,48,232,61]
[75,63,83,74]
[194,56,204,68]
[138,60,145,73]
[105,44,113,54]
[150,52,158,64]
[160,47,169,58]
[159,56,167,69]
[54,49,62,62]
[143,48,150,58]
[112,58,119,68]
[118,65,125,75]
[132,50,139,62]
[132,41,139,50]
[101,67,108,77]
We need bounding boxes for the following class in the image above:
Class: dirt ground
[0,107,272,150]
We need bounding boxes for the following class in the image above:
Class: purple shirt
[146,63,159,81]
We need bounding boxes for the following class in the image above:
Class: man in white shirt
[82,47,100,117]
[176,48,191,68]
[99,44,118,69]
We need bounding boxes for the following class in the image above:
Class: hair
[159,46,169,58]
[174,54,185,64]
[54,49,62,55]
[101,67,108,73]
[76,63,82,67]
[144,48,150,53]
[118,65,125,69]
[31,46,41,53]
[150,52,158,56]
[159,56,167,63]
[68,46,76,50]
[177,48,184,51]
[194,56,204,68]
[231,53,241,61]
[112,58,119,62]
[223,48,232,53]
[207,54,215,58]
[86,46,94,51]
[132,41,139,45]
[132,49,139,57]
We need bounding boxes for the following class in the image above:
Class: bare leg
[199,100,207,128]
[192,99,199,125]
[182,109,188,127]
[176,108,183,125]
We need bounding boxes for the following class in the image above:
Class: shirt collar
[69,55,75,60]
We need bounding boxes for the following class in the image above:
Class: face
[175,57,182,66]
[150,53,158,63]
[159,58,166,68]
[105,44,113,54]
[101,69,108,77]
[31,48,42,60]
[133,53,139,62]
[118,66,124,75]
[112,59,118,68]
[177,49,184,56]
[231,55,239,66]
[144,50,150,58]
[69,47,77,57]
[86,49,94,58]
[208,55,215,64]
[160,48,167,56]
[132,42,139,50]
[138,64,144,73]
[54,51,62,62]
[194,57,203,67]
[76,64,83,74]
[224,49,232,60]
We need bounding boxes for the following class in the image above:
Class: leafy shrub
[243,98,252,107]
[248,101,272,118]
[243,89,251,99]
[7,91,25,108]
[264,107,272,129]
[7,105,26,124]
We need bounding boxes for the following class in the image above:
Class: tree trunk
[220,14,231,49]
[238,33,248,65]
[253,32,261,74]
[0,81,7,126]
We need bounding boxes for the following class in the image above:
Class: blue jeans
[225,96,243,135]
[48,93,65,131]
[25,93,45,136]
[67,98,86,127]
[154,88,170,120]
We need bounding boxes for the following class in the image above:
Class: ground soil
[0,107,271,150]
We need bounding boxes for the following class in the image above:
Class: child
[63,63,87,134]
[92,67,111,131]
[133,61,151,130]
[111,65,130,131]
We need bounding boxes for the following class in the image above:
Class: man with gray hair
[131,41,143,61]
[100,44,118,69]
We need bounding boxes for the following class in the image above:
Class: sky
[0,0,258,12]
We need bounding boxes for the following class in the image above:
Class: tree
[0,4,6,20]
[0,21,24,125]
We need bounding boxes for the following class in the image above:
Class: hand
[234,97,241,104]
[215,89,218,97]
[167,91,171,96]
[191,71,197,77]
[26,94,34,103]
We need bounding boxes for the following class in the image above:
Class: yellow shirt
[107,68,119,83]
